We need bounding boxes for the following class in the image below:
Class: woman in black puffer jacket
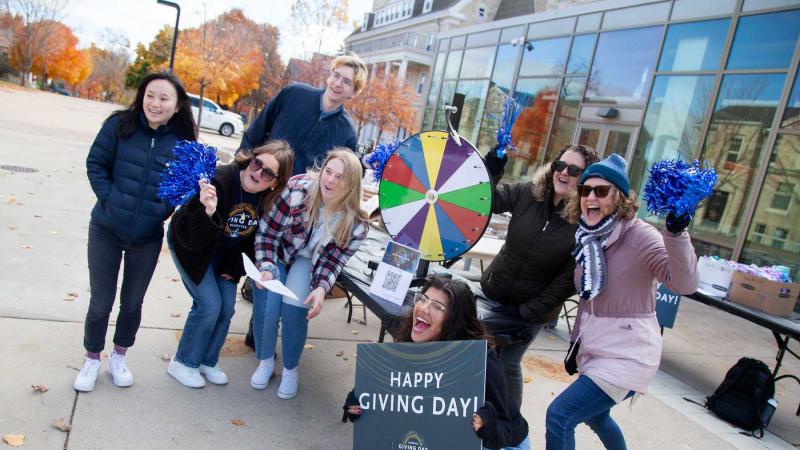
[479,144,598,409]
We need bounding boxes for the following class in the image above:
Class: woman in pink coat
[545,154,698,450]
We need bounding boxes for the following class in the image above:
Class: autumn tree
[234,20,285,123]
[174,9,263,124]
[349,72,419,143]
[125,25,173,89]
[2,0,70,86]
[78,34,129,103]
[286,52,331,88]
[290,0,348,57]
[0,12,21,78]
[49,45,90,92]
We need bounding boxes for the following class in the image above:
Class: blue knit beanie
[579,154,630,197]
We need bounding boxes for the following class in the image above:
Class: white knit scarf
[573,215,617,300]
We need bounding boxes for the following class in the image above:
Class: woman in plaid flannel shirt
[251,148,368,399]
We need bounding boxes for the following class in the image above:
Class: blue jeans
[545,375,633,450]
[84,221,162,353]
[170,245,237,368]
[252,257,312,369]
[483,435,531,450]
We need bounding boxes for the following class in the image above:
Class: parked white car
[188,93,244,137]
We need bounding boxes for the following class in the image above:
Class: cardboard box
[728,271,800,317]
[697,256,734,298]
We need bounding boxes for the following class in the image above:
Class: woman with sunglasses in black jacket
[166,141,294,388]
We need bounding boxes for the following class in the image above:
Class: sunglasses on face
[248,158,277,182]
[577,184,613,198]
[414,293,447,313]
[552,160,584,177]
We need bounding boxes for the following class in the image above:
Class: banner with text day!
[354,340,487,450]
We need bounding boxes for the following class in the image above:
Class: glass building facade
[422,0,800,290]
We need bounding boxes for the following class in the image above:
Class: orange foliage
[510,89,558,164]
[349,72,419,142]
[174,9,264,106]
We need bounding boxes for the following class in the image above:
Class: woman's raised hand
[304,286,326,320]
[198,179,217,216]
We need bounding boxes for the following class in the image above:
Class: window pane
[630,75,715,199]
[601,2,669,29]
[781,70,800,129]
[671,0,736,20]
[740,134,800,286]
[527,17,575,39]
[433,81,456,130]
[658,19,729,72]
[692,73,786,245]
[460,47,497,79]
[451,35,466,49]
[586,26,662,104]
[743,0,800,13]
[454,80,491,145]
[576,13,601,32]
[727,9,800,70]
[423,53,446,128]
[444,50,463,79]
[439,38,450,52]
[467,30,500,47]
[519,37,570,76]
[546,77,586,157]
[503,77,560,181]
[567,34,596,74]
[501,26,526,44]
[477,46,520,151]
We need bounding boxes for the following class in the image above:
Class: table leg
[771,332,800,416]
[379,325,386,343]
[345,290,353,324]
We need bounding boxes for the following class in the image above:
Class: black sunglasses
[248,158,277,182]
[552,160,584,177]
[577,184,613,198]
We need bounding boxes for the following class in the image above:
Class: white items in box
[697,256,734,298]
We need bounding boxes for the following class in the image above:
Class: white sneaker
[74,358,101,392]
[199,364,228,385]
[277,367,298,399]
[167,358,205,388]
[108,351,134,387]
[250,358,274,390]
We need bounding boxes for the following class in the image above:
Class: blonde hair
[331,53,368,95]
[562,188,639,224]
[305,148,368,248]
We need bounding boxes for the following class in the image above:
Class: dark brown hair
[397,275,487,342]
[541,144,600,198]
[234,140,294,212]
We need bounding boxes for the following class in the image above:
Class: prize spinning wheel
[378,130,493,262]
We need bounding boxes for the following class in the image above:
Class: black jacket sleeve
[170,180,225,252]
[239,87,284,151]
[475,354,516,449]
[86,118,118,202]
[491,181,526,216]
[518,257,577,323]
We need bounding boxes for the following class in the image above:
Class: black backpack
[692,357,776,438]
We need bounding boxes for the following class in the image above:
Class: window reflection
[630,75,715,203]
[476,45,519,151]
[433,81,456,130]
[727,9,800,70]
[423,53,447,128]
[460,46,497,79]
[503,77,560,181]
[444,50,463,80]
[781,70,800,129]
[454,80,490,145]
[518,37,570,76]
[658,19,729,72]
[546,77,586,158]
[740,134,800,286]
[586,26,662,104]
[693,73,786,245]
[567,34,596,75]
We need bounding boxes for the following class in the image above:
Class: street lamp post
[157,0,181,72]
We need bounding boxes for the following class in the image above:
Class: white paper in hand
[241,253,298,301]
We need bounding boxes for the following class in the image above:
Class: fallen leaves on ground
[522,354,574,383]
[303,343,316,350]
[8,225,16,230]
[231,418,244,427]
[170,312,181,318]
[351,330,359,335]
[31,384,49,393]
[64,292,79,301]
[53,418,71,432]
[3,434,24,447]
[7,196,16,204]
[170,277,179,282]
[335,350,344,357]
[219,336,251,356]
[523,375,533,384]
[22,244,33,249]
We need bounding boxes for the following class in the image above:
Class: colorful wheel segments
[378,130,492,262]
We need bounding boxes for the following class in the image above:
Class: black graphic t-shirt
[220,176,262,251]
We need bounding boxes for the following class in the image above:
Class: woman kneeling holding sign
[344,276,530,450]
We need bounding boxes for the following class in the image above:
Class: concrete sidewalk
[1,87,797,449]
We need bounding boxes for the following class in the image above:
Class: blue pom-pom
[158,140,218,207]
[495,96,526,157]
[643,160,717,218]
[363,140,400,182]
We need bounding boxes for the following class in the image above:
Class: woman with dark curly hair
[480,144,599,409]
[344,275,530,450]
[545,154,698,449]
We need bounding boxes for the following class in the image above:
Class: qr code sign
[382,269,402,292]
